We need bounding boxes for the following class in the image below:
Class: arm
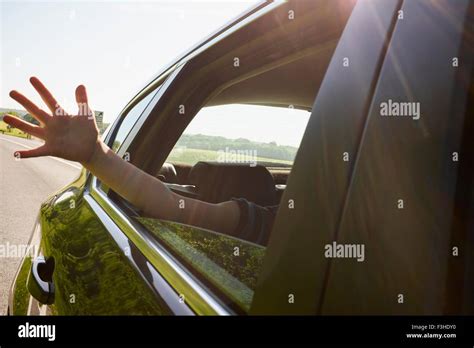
[85,141,240,234]
[4,77,241,236]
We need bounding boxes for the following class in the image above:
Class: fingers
[9,90,50,125]
[75,84,88,104]
[14,144,49,159]
[3,114,45,139]
[75,85,92,117]
[29,77,64,116]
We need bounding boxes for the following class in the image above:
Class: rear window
[166,104,310,168]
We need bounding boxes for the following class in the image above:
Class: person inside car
[4,77,277,246]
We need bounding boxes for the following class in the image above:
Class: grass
[167,147,293,166]
[0,120,30,139]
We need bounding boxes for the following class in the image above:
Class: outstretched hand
[4,77,101,164]
[5,79,243,237]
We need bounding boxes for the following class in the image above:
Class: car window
[97,86,161,193]
[110,88,159,152]
[120,103,311,312]
[131,104,311,311]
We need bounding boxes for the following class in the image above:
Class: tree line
[176,134,298,161]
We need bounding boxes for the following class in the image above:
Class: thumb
[15,145,49,159]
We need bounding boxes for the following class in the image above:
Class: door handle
[27,256,55,305]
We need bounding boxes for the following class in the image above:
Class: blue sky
[1,0,310,147]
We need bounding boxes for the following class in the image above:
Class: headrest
[157,163,178,183]
[188,161,276,206]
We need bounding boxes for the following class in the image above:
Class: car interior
[153,43,340,207]
[157,161,284,206]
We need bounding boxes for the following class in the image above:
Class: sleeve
[232,198,278,246]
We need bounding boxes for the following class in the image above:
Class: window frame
[113,65,184,160]
[103,66,177,157]
[96,64,182,196]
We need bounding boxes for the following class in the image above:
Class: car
[8,0,474,316]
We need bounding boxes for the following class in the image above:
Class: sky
[1,0,311,147]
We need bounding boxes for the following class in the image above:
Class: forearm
[83,140,179,220]
[82,140,241,235]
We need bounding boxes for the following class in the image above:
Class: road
[0,134,81,315]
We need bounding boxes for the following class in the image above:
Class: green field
[0,120,30,139]
[167,147,293,166]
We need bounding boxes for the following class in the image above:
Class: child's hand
[4,78,242,237]
[4,77,101,164]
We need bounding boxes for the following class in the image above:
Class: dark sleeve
[232,198,278,246]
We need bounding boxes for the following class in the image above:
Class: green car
[9,0,474,316]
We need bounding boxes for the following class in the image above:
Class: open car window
[159,103,311,203]
[130,104,310,311]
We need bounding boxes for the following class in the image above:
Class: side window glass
[136,217,265,311]
[97,85,160,192]
[110,88,158,152]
